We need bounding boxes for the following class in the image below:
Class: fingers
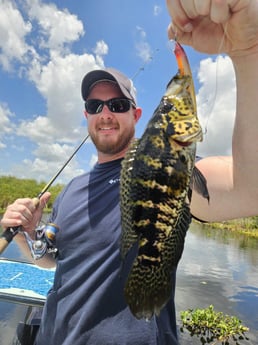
[38,192,51,211]
[181,0,211,18]
[167,22,193,47]
[166,0,194,32]
[210,0,231,23]
[1,198,36,228]
[0,193,51,230]
[41,192,51,205]
[167,0,231,28]
[166,0,233,50]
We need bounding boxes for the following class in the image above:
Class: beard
[89,126,135,156]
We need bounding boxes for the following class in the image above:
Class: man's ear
[84,110,88,119]
[134,107,142,124]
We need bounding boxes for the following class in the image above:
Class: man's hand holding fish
[166,0,258,222]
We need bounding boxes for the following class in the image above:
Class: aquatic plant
[180,305,250,344]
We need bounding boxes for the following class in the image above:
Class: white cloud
[153,5,162,16]
[196,55,236,157]
[17,116,55,142]
[34,142,79,162]
[26,52,99,138]
[136,41,153,63]
[15,48,100,180]
[17,2,107,145]
[0,0,107,182]
[0,0,33,70]
[12,155,84,184]
[0,103,15,148]
[135,26,152,63]
[89,153,98,168]
[26,0,84,54]
[93,40,108,56]
[136,26,147,40]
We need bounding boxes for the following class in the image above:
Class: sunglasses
[84,98,135,115]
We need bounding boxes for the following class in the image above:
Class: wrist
[14,230,36,243]
[230,48,258,75]
[229,43,258,60]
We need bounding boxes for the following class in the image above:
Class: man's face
[84,81,142,162]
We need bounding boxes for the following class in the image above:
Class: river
[0,221,258,344]
[177,222,258,344]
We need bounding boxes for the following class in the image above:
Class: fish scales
[120,41,209,320]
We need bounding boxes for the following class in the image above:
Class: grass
[202,217,258,239]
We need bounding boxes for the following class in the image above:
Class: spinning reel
[23,223,59,260]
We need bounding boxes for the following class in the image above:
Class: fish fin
[120,139,140,259]
[189,166,210,203]
[124,259,172,320]
[169,204,191,266]
[125,205,191,320]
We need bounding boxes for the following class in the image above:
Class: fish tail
[124,205,191,320]
[124,261,172,320]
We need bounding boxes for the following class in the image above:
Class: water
[176,222,258,344]
[0,221,258,344]
[0,239,34,345]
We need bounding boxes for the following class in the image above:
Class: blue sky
[0,0,236,185]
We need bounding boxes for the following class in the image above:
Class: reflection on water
[0,221,258,344]
[0,302,27,345]
[176,221,258,344]
[0,236,30,345]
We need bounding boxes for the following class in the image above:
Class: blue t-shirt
[36,159,179,345]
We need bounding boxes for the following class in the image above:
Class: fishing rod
[0,134,89,256]
[0,50,157,257]
[131,48,159,81]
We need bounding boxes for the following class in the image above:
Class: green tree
[0,176,64,213]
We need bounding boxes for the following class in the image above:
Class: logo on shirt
[109,178,120,185]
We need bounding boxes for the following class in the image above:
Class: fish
[119,40,210,320]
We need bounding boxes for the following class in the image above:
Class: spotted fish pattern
[120,41,209,320]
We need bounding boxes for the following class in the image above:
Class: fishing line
[131,48,160,81]
[202,23,228,135]
[166,23,228,136]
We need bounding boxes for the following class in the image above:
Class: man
[1,0,258,344]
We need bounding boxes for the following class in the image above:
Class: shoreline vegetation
[0,176,64,215]
[196,217,258,238]
[1,175,258,238]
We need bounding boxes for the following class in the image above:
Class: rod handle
[0,237,9,254]
[0,226,21,254]
[0,198,40,255]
